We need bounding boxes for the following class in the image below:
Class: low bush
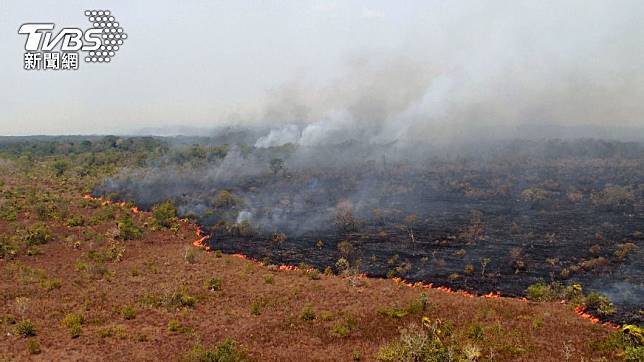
[23,225,51,245]
[300,305,316,321]
[585,293,615,316]
[62,313,84,338]
[15,319,36,337]
[250,299,264,316]
[376,322,458,361]
[118,305,136,320]
[168,319,190,334]
[27,339,41,354]
[140,289,197,311]
[184,339,251,362]
[377,295,427,319]
[152,201,177,228]
[117,215,142,240]
[206,277,223,292]
[66,215,85,227]
[329,316,356,337]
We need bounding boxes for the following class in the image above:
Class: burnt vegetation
[95,136,644,325]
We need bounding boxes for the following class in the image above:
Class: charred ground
[97,136,644,325]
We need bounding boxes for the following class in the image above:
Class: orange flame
[82,194,140,214]
[192,227,211,251]
[79,192,624,331]
[574,306,619,329]
[484,292,502,299]
[574,306,600,323]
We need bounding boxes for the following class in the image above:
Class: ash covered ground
[97,135,644,324]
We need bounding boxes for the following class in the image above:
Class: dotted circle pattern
[84,10,126,63]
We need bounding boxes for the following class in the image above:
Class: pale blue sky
[1,1,643,136]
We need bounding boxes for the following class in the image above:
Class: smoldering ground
[97,137,644,324]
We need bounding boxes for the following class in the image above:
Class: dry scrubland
[0,138,642,361]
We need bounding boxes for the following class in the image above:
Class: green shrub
[2,314,17,324]
[377,307,408,319]
[526,282,551,301]
[119,305,136,320]
[405,299,424,314]
[466,323,484,341]
[300,305,316,321]
[319,311,335,321]
[69,323,82,338]
[250,299,263,316]
[27,339,41,354]
[168,319,190,333]
[26,246,43,256]
[163,289,196,310]
[24,225,51,245]
[525,281,585,305]
[106,241,126,262]
[584,293,615,315]
[206,277,223,292]
[117,215,142,240]
[152,201,177,228]
[625,346,644,361]
[377,296,426,319]
[376,323,456,361]
[0,238,18,259]
[263,275,274,284]
[97,327,114,338]
[15,319,36,337]
[306,269,321,280]
[52,160,69,176]
[329,317,356,337]
[41,278,62,291]
[63,313,84,338]
[184,339,251,362]
[66,215,85,227]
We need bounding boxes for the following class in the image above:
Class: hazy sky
[1,1,643,136]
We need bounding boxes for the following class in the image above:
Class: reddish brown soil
[0,169,620,361]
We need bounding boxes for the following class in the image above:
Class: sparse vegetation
[376,321,459,361]
[117,215,143,240]
[62,313,84,338]
[15,319,36,337]
[152,200,178,228]
[184,339,251,362]
[206,276,223,291]
[27,339,41,354]
[329,316,356,337]
[300,305,316,321]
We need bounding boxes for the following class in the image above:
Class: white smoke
[236,210,253,224]
[245,1,644,145]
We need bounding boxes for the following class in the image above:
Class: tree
[52,160,69,177]
[269,158,285,175]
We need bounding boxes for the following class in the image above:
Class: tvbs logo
[18,10,127,70]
